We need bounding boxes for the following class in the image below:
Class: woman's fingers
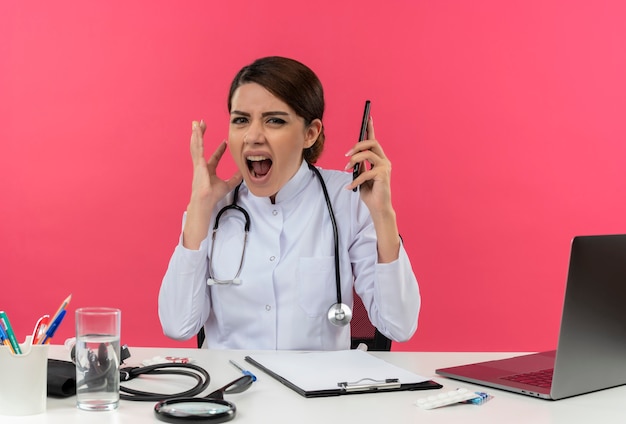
[345,140,387,172]
[344,121,391,191]
[345,118,385,166]
[207,141,228,172]
[190,120,206,167]
[225,170,244,192]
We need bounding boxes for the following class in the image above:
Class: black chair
[196,289,392,351]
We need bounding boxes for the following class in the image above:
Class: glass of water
[75,307,121,411]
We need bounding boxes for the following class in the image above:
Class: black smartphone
[352,100,371,191]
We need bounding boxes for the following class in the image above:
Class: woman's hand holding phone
[345,102,400,262]
[347,100,392,204]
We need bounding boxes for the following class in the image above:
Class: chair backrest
[197,289,392,351]
[349,289,392,351]
[197,327,205,349]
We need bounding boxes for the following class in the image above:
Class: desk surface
[7,346,626,423]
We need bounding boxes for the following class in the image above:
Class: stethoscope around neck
[207,162,352,327]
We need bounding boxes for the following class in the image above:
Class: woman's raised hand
[345,117,400,263]
[183,120,242,250]
[345,117,393,213]
[189,120,242,205]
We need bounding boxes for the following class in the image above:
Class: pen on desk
[0,323,15,353]
[230,359,257,381]
[0,311,22,354]
[41,309,67,345]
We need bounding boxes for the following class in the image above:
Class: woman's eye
[231,117,248,125]
[266,117,286,125]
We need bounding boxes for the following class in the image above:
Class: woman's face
[228,83,321,200]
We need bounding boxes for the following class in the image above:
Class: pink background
[2,1,625,352]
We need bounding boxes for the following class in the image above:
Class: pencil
[50,294,72,324]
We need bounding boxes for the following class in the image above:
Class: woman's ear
[304,119,323,148]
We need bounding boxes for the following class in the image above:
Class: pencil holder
[0,336,50,416]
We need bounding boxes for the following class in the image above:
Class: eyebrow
[230,110,291,117]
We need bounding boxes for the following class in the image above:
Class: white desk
[7,346,626,423]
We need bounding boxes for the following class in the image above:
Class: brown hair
[227,56,325,164]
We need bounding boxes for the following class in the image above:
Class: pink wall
[2,1,625,352]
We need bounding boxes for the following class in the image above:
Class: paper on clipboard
[245,349,441,397]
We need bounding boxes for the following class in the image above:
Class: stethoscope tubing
[307,163,343,306]
[119,362,211,401]
[208,184,249,284]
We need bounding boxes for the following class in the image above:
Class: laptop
[436,234,626,400]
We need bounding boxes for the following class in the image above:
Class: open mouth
[247,155,273,178]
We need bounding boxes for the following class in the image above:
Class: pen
[0,323,15,353]
[229,359,257,381]
[41,309,67,345]
[36,294,72,345]
[33,314,50,345]
[0,311,22,354]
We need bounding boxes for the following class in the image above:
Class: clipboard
[245,350,442,398]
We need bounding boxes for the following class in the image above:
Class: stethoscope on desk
[71,343,254,423]
[207,162,352,326]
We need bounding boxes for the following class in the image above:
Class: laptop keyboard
[502,368,554,388]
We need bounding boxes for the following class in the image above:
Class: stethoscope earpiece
[327,303,352,327]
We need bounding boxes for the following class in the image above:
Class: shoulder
[310,166,361,212]
[310,166,372,236]
[313,166,352,192]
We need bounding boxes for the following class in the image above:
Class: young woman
[159,56,420,350]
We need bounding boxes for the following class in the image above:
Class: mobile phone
[352,100,371,191]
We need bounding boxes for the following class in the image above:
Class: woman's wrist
[182,199,215,250]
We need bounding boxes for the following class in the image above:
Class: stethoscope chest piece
[327,303,352,327]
